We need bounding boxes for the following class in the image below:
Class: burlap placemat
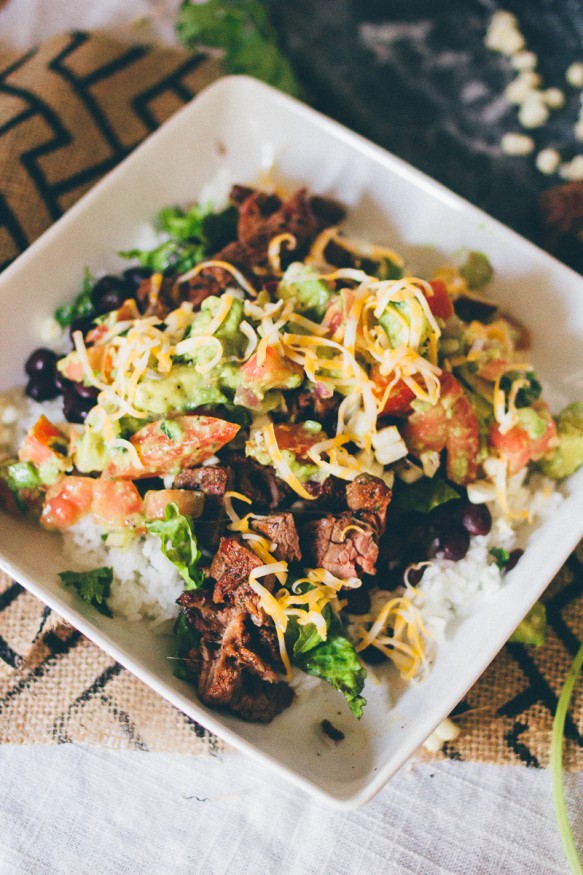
[0,31,581,768]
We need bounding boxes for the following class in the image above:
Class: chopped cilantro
[54,267,96,328]
[499,371,542,408]
[160,420,183,441]
[489,547,510,570]
[59,567,113,616]
[176,0,301,97]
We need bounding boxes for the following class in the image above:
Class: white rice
[61,518,183,625]
[413,467,562,641]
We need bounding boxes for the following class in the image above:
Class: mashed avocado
[538,401,583,479]
[276,262,331,320]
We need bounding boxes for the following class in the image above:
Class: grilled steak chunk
[173,465,232,496]
[301,513,379,578]
[249,512,302,563]
[345,474,392,535]
[173,465,233,551]
[177,534,293,723]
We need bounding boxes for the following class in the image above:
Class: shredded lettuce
[145,502,204,590]
[59,567,113,616]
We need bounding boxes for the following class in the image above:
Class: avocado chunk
[276,262,332,320]
[538,401,583,479]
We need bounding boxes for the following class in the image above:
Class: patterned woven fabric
[0,30,581,768]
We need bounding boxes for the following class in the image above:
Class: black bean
[505,549,524,572]
[343,587,371,615]
[123,266,153,291]
[25,348,57,378]
[428,525,470,561]
[460,502,492,536]
[405,565,426,586]
[454,297,498,323]
[71,381,99,401]
[62,387,93,423]
[53,362,68,392]
[91,275,132,314]
[360,645,387,665]
[69,314,96,342]
[25,376,60,402]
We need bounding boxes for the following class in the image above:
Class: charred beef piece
[303,475,346,511]
[249,512,302,563]
[173,263,237,311]
[345,474,392,536]
[136,275,181,318]
[301,513,379,578]
[224,452,291,510]
[291,385,340,427]
[174,465,232,496]
[177,536,293,722]
[173,465,233,551]
[210,537,267,603]
[213,188,345,275]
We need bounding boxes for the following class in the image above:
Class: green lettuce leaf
[145,502,205,590]
[392,476,461,514]
[173,613,201,681]
[59,567,113,616]
[295,635,367,719]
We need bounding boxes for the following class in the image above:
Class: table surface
[0,1,582,873]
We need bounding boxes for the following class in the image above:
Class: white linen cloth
[0,744,579,874]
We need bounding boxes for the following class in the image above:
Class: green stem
[551,640,583,875]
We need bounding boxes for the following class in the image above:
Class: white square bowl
[1,76,582,808]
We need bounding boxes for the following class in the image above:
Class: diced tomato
[242,345,303,389]
[103,416,239,480]
[19,416,70,470]
[40,476,95,529]
[440,373,480,484]
[58,345,114,383]
[370,365,416,416]
[489,404,558,475]
[425,280,454,320]
[273,423,326,462]
[142,488,204,520]
[477,358,510,382]
[403,372,479,484]
[92,479,143,530]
